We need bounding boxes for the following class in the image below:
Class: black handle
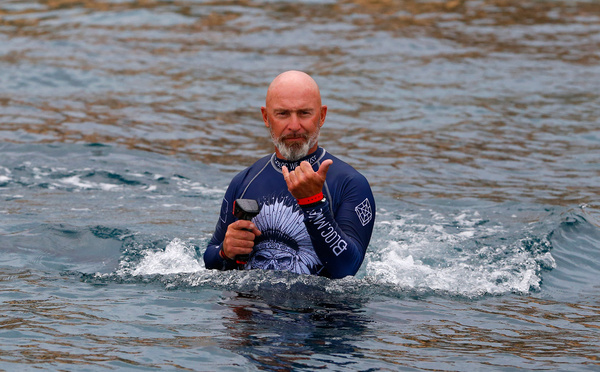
[232,199,261,265]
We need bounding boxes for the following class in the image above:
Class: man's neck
[272,147,324,171]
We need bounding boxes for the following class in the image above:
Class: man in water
[204,71,375,279]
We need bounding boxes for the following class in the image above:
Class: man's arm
[204,220,261,270]
[204,178,261,271]
[301,178,374,278]
[204,194,238,270]
[283,161,375,278]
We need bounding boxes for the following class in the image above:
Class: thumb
[317,159,333,179]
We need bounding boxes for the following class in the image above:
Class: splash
[365,208,556,297]
[86,205,557,299]
[125,238,204,276]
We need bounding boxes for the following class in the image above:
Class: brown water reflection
[1,0,599,205]
[3,275,598,370]
[0,272,218,369]
[365,296,600,368]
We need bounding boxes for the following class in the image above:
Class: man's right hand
[221,220,262,260]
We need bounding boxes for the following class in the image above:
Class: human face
[261,76,327,161]
[267,116,320,161]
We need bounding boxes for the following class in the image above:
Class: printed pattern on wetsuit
[245,195,323,275]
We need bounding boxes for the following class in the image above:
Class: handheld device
[233,199,261,221]
[232,199,261,265]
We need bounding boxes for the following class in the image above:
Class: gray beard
[270,127,320,162]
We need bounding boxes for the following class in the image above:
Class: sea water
[1,0,599,370]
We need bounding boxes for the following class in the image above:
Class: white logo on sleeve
[355,198,373,226]
[220,198,229,223]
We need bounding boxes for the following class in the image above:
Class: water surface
[1,0,600,370]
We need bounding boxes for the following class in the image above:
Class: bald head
[265,70,322,108]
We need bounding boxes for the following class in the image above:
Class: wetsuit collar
[271,147,326,172]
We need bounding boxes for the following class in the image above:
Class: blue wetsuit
[204,147,375,279]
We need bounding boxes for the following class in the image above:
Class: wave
[364,206,557,297]
[543,208,600,302]
[4,203,597,301]
[0,143,224,196]
[59,207,585,300]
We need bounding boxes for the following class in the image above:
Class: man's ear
[319,105,328,127]
[261,107,269,127]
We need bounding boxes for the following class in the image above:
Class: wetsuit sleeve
[204,182,239,271]
[301,174,375,279]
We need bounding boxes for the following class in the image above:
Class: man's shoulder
[246,153,273,170]
[322,151,366,180]
[231,153,273,181]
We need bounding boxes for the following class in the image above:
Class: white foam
[367,248,542,296]
[174,178,225,197]
[130,238,204,276]
[366,209,551,296]
[58,175,121,191]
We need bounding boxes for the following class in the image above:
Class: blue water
[1,0,600,370]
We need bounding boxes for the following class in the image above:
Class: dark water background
[1,0,599,370]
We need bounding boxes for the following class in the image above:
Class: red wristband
[219,248,233,261]
[297,192,324,206]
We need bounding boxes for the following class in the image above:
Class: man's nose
[287,113,301,131]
